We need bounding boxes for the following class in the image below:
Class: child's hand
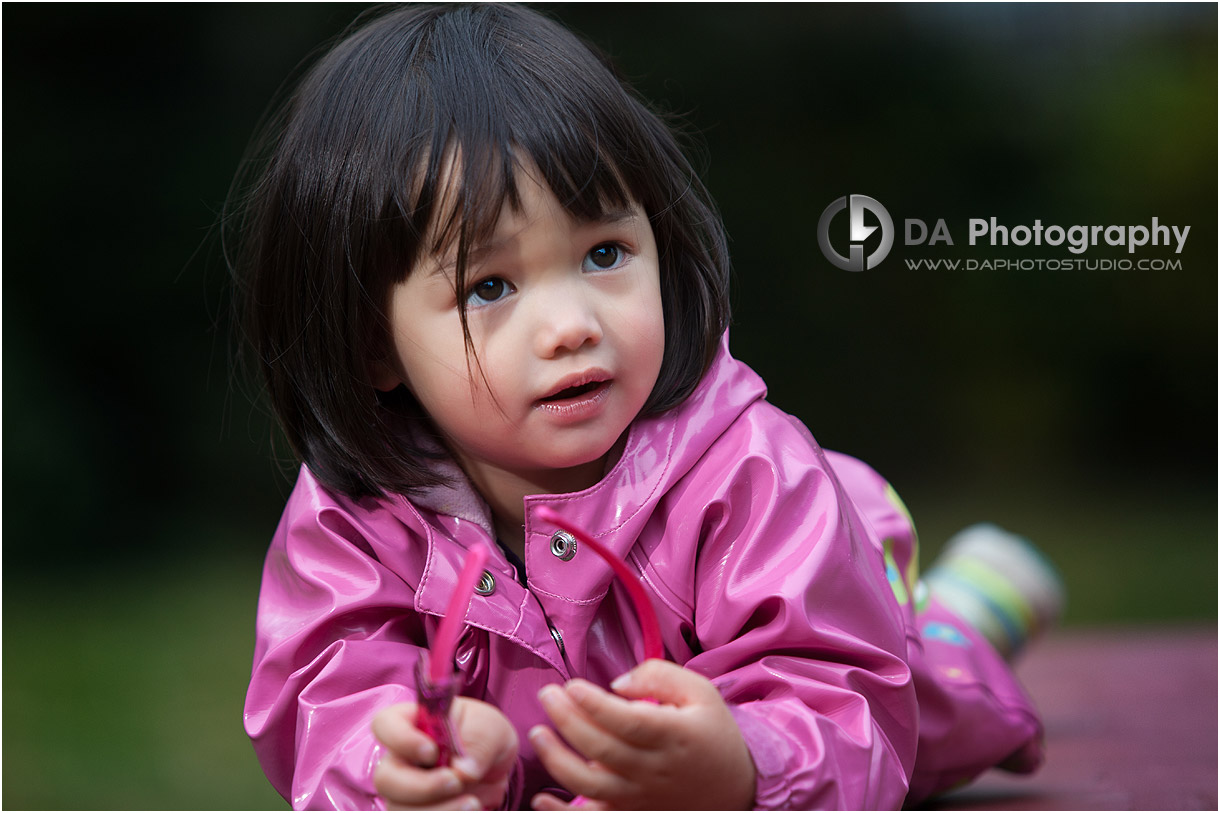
[372,697,518,810]
[528,659,756,810]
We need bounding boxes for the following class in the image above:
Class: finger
[450,699,520,783]
[531,791,609,811]
[559,679,670,748]
[371,703,440,766]
[528,724,627,801]
[538,684,650,767]
[529,792,574,811]
[464,776,513,812]
[610,658,717,706]
[384,795,480,812]
[373,751,469,808]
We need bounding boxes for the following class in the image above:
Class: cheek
[393,327,474,411]
[636,276,666,356]
[614,276,666,393]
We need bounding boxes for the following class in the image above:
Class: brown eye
[466,277,512,306]
[584,243,624,271]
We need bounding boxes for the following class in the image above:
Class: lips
[537,370,612,404]
[534,370,613,422]
[540,380,603,402]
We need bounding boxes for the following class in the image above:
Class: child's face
[380,165,665,491]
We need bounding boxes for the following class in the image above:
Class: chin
[537,434,623,472]
[542,447,613,472]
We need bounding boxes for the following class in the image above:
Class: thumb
[610,658,710,706]
[450,699,519,782]
[370,702,441,765]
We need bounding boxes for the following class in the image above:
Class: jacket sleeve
[667,413,919,810]
[243,471,431,810]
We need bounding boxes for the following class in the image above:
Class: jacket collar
[404,435,497,539]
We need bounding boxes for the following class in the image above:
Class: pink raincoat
[245,335,1042,809]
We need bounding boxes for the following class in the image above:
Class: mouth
[540,381,605,402]
[536,370,613,408]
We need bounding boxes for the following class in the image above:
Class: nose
[532,283,603,358]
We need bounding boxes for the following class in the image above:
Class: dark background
[4,3,1215,808]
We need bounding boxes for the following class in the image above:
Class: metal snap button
[550,530,577,561]
[550,625,565,654]
[474,570,496,596]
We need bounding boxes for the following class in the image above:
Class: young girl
[235,5,1060,810]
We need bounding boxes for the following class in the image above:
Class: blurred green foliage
[4,550,285,809]
[3,3,1215,809]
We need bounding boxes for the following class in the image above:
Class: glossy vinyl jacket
[245,335,1042,809]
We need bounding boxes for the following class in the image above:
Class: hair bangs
[403,12,642,278]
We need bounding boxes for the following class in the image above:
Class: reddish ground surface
[930,625,1218,810]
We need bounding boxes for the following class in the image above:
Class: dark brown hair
[228,4,730,498]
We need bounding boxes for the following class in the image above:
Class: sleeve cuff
[729,704,797,810]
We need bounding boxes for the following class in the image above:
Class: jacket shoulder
[695,399,825,474]
[270,465,430,577]
[693,401,899,503]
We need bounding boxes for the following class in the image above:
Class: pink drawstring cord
[415,543,489,766]
[535,507,664,661]
[535,507,665,808]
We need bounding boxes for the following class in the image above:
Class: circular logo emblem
[817,194,894,271]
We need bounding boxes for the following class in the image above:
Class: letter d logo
[817,194,894,271]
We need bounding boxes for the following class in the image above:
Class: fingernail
[458,795,480,811]
[527,725,548,746]
[415,740,439,765]
[439,771,462,795]
[564,679,591,701]
[452,756,481,780]
[537,684,560,707]
[610,672,632,692]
